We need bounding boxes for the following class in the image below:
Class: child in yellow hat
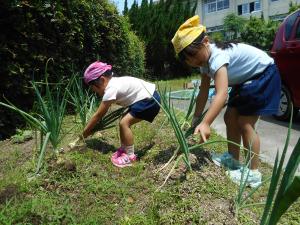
[172,15,281,188]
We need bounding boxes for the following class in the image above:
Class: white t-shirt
[102,76,156,107]
[200,43,274,85]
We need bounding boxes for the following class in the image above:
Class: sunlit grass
[0,76,299,224]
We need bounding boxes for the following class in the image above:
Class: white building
[195,0,300,32]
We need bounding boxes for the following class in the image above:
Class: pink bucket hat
[83,61,112,84]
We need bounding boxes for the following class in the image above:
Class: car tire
[274,85,298,121]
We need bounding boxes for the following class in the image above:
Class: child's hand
[194,122,210,143]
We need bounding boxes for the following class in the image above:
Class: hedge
[0,0,145,139]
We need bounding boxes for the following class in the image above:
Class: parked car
[270,9,300,120]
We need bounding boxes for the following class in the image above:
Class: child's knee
[119,118,129,128]
[237,120,253,134]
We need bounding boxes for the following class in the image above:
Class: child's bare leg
[119,113,142,148]
[224,107,241,161]
[238,115,260,170]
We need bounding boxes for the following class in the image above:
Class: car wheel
[274,85,295,121]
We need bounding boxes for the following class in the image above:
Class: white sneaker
[212,152,241,170]
[226,167,262,188]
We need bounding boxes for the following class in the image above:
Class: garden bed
[0,110,299,224]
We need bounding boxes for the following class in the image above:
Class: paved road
[171,99,300,174]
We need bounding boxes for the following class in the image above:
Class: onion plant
[67,73,127,131]
[0,59,68,173]
[67,74,98,128]
[67,76,126,149]
[35,132,51,174]
[234,145,271,215]
[155,86,212,189]
[179,85,198,129]
[92,107,127,132]
[232,106,300,223]
[155,85,256,190]
[158,86,194,170]
[233,119,268,215]
[260,107,300,225]
[68,106,127,150]
[0,63,67,150]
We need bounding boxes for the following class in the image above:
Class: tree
[123,0,129,15]
[223,13,247,40]
[0,0,145,139]
[210,32,224,42]
[128,0,139,31]
[240,16,279,51]
[127,0,197,78]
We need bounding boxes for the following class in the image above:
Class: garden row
[0,70,299,224]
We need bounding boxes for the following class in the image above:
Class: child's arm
[194,66,228,141]
[194,74,211,117]
[82,100,114,138]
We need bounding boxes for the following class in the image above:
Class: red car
[270,9,300,120]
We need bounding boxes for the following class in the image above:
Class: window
[204,0,229,13]
[217,0,224,10]
[238,1,261,15]
[242,3,249,14]
[238,5,242,15]
[224,0,229,9]
[238,3,249,15]
[250,2,254,12]
[254,0,261,11]
[217,0,229,11]
[205,0,216,13]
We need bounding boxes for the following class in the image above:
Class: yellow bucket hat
[171,15,206,54]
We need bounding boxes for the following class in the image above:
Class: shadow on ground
[137,141,155,159]
[261,113,300,131]
[152,145,178,165]
[85,139,116,154]
[190,148,212,171]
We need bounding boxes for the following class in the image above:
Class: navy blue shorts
[128,91,161,122]
[228,64,281,116]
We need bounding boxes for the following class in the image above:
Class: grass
[0,77,299,224]
[157,74,199,91]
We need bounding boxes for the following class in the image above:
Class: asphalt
[171,99,300,174]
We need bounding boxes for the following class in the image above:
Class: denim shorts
[228,64,281,116]
[128,91,161,122]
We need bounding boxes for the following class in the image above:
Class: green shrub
[210,32,225,43]
[0,0,145,139]
[240,17,279,52]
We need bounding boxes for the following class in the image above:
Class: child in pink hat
[81,61,160,168]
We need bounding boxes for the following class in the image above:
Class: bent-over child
[81,61,160,168]
[171,16,281,187]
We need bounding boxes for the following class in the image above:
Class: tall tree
[128,0,139,31]
[123,0,128,15]
[128,0,197,78]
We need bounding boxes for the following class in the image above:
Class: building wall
[195,0,300,31]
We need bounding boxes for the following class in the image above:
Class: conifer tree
[123,0,129,15]
[128,0,139,31]
[128,0,197,78]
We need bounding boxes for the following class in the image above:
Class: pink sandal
[111,147,125,160]
[111,153,137,168]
